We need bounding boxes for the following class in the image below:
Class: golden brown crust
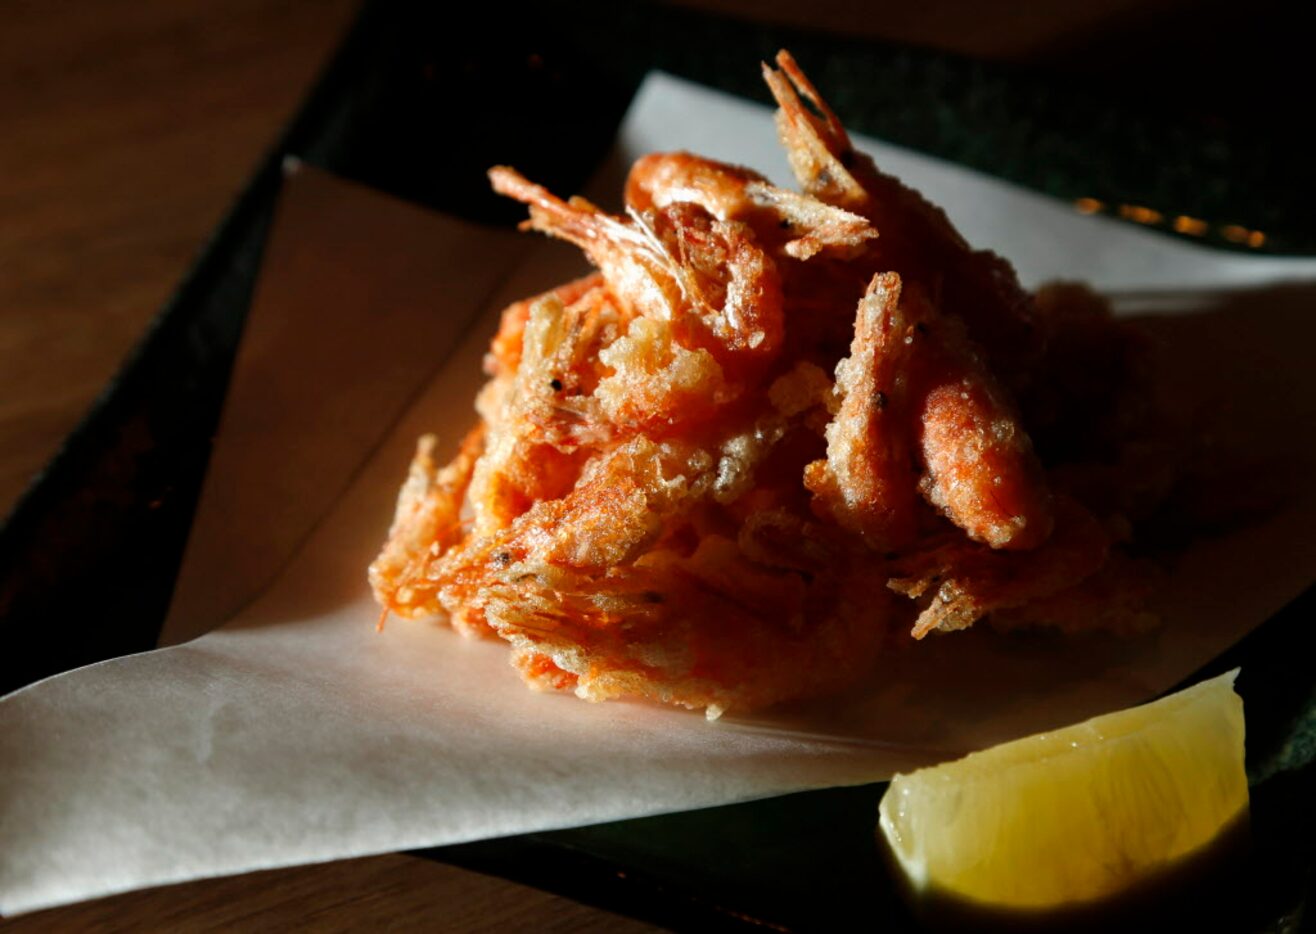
[369,52,1172,716]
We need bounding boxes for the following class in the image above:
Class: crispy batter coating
[805,272,918,550]
[370,427,483,620]
[369,52,1173,716]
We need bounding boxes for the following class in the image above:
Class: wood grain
[0,0,363,517]
[1,853,662,932]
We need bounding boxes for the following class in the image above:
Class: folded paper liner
[4,74,1316,916]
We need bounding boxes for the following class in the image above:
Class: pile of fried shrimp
[370,52,1179,718]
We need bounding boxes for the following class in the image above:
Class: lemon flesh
[878,669,1247,910]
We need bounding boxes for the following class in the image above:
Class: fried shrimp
[625,151,878,260]
[489,166,783,371]
[805,272,919,550]
[763,50,1040,380]
[369,52,1173,716]
[808,272,1051,551]
[902,285,1054,550]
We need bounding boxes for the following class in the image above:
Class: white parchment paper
[3,73,1316,916]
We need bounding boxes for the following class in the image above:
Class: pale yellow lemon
[878,669,1247,910]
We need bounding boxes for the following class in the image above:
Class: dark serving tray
[2,1,1312,929]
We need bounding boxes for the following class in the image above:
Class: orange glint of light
[1118,204,1163,225]
[1220,224,1267,247]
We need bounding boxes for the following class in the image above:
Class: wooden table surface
[1,2,659,930]
[0,0,1299,929]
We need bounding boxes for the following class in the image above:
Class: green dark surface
[2,1,1312,929]
[496,1,1312,256]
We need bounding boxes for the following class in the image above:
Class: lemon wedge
[878,669,1247,912]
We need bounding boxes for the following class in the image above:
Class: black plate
[2,2,1312,929]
